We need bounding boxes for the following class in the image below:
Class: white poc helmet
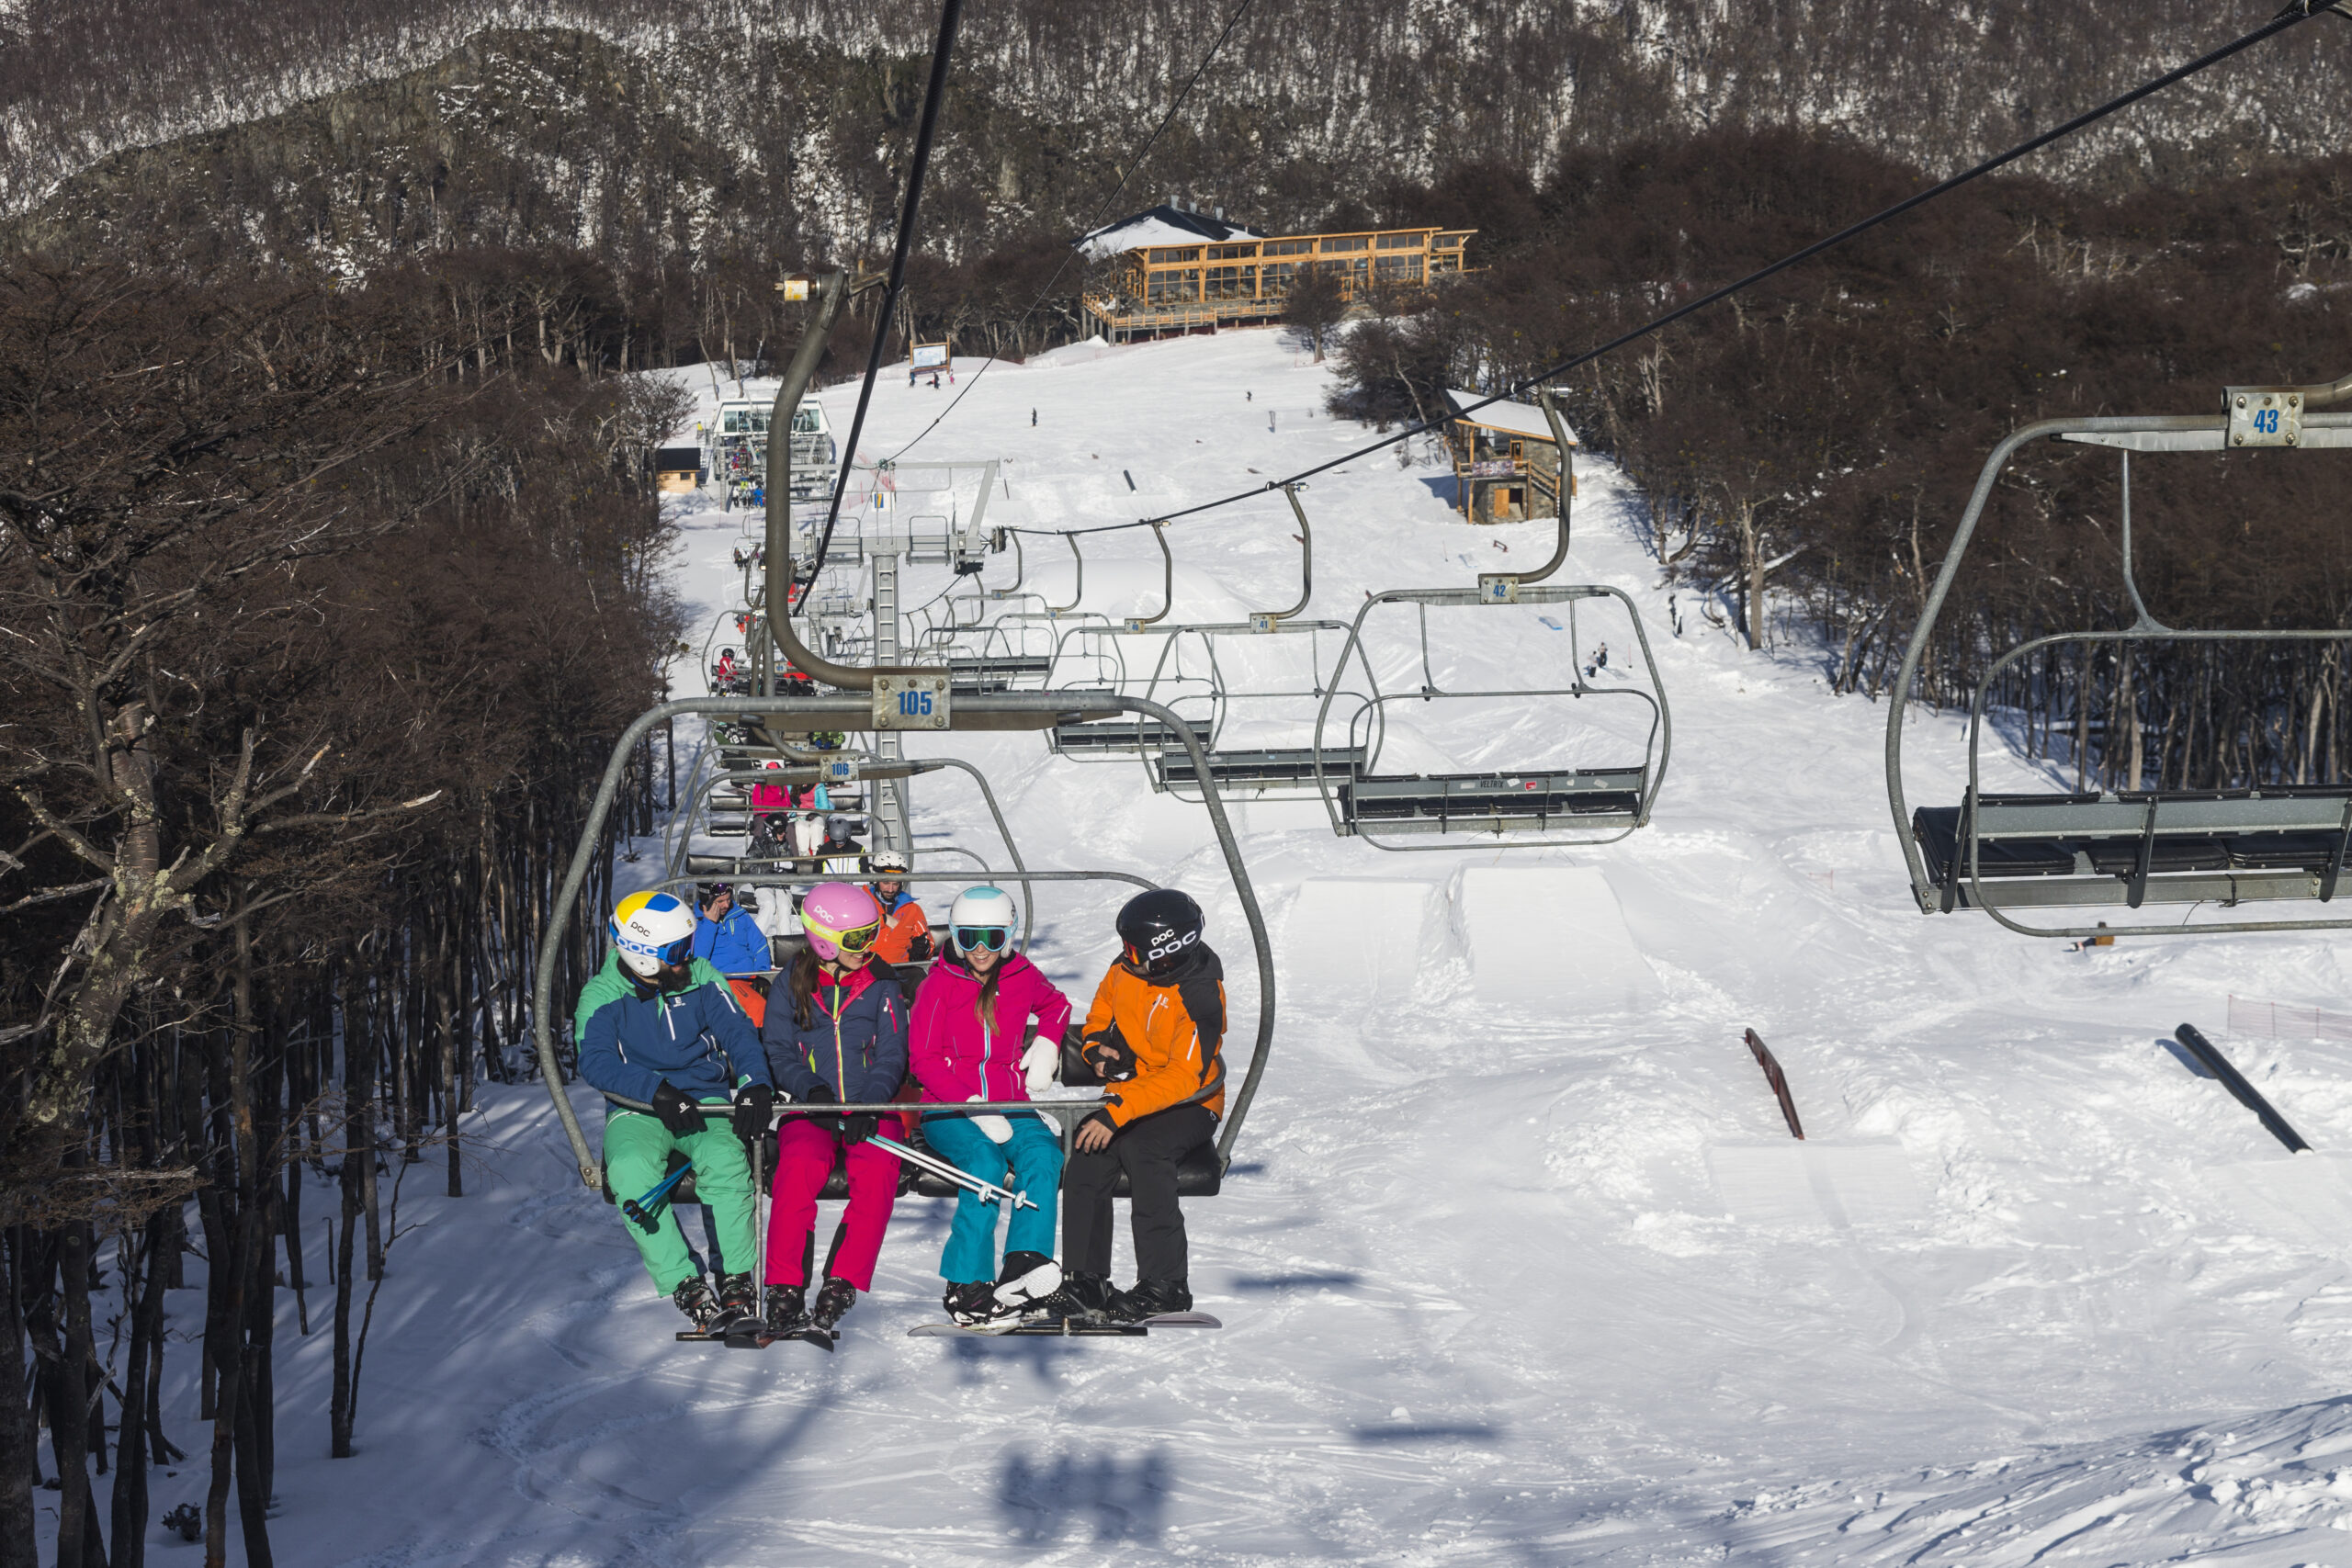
[947,886,1018,953]
[871,850,910,874]
[610,891,697,979]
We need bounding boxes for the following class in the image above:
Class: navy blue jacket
[761,963,909,1104]
[579,978,771,1111]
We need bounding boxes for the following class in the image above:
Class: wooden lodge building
[1443,389,1575,524]
[1080,203,1474,343]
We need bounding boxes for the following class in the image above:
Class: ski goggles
[651,936,694,966]
[954,925,1011,953]
[830,920,882,954]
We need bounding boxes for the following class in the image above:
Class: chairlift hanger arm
[1249,485,1313,626]
[762,268,924,693]
[1127,522,1174,628]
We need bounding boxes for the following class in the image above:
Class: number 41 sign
[873,673,951,730]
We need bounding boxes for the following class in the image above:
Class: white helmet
[947,886,1018,953]
[871,850,910,874]
[610,891,697,979]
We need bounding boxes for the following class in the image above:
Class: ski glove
[732,1082,775,1141]
[842,1112,879,1145]
[650,1081,705,1136]
[1083,1026,1137,1083]
[967,1094,1013,1145]
[1020,1037,1058,1097]
[799,1083,839,1105]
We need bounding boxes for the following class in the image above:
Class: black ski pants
[1062,1102,1216,1282]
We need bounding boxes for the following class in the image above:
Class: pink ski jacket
[909,952,1072,1104]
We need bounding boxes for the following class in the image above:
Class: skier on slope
[909,886,1072,1325]
[693,883,775,1021]
[756,883,910,1339]
[576,891,776,1335]
[867,851,933,964]
[1029,889,1225,1325]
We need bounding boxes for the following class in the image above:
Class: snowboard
[906,1311,1222,1338]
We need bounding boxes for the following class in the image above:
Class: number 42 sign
[873,673,951,730]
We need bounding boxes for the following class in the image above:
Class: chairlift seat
[1340,769,1646,832]
[948,654,1053,693]
[1911,785,2352,908]
[1153,747,1365,793]
[1049,717,1192,755]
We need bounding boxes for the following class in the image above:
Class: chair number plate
[874,674,950,729]
[2227,388,2302,448]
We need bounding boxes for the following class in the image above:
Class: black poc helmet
[1116,889,1204,977]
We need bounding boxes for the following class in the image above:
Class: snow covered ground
[95,331,2352,1565]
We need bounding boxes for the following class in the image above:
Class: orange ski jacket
[1078,946,1226,1127]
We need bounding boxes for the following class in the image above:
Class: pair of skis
[650,1123,1035,1351]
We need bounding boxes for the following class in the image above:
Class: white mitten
[967,1093,1012,1144]
[1021,1036,1058,1096]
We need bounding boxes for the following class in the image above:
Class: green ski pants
[604,1108,758,1295]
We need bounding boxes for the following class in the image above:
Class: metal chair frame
[1308,583,1671,851]
[1887,400,2352,937]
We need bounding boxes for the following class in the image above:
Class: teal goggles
[953,925,1011,953]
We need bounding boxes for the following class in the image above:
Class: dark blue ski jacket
[579,978,771,1111]
[761,964,909,1104]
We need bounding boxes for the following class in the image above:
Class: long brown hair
[971,947,1007,1034]
[786,942,823,1028]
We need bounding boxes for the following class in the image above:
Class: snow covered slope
[101,331,2352,1566]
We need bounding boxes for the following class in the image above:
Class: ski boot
[811,1277,857,1333]
[714,1272,757,1331]
[993,1251,1063,1317]
[944,1280,1004,1327]
[763,1284,810,1337]
[1102,1277,1190,1324]
[673,1276,727,1334]
[1023,1269,1112,1325]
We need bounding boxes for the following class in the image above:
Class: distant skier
[577,891,775,1336]
[1031,408,1037,427]
[867,851,933,965]
[930,372,942,389]
[694,882,775,1019]
[757,883,910,1339]
[909,886,1072,1325]
[1029,889,1225,1325]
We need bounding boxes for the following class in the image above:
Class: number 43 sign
[873,674,951,730]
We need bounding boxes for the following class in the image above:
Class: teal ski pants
[604,1108,758,1295]
[922,1111,1062,1284]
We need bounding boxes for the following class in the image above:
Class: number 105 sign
[873,673,951,730]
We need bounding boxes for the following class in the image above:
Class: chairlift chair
[1888,378,2352,937]
[1307,395,1672,848]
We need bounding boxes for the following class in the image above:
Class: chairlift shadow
[997,1444,1174,1544]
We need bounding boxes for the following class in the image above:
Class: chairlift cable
[999,0,2339,539]
[805,0,967,588]
[881,0,1262,467]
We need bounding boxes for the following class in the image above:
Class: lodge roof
[1445,389,1577,446]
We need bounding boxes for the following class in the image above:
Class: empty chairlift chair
[1888,378,2352,937]
[1304,397,1671,849]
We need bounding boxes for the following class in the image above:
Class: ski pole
[623,1162,695,1234]
[865,1133,1035,1211]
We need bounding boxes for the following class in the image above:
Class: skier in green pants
[577,890,776,1334]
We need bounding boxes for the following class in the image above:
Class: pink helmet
[800,881,883,962]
